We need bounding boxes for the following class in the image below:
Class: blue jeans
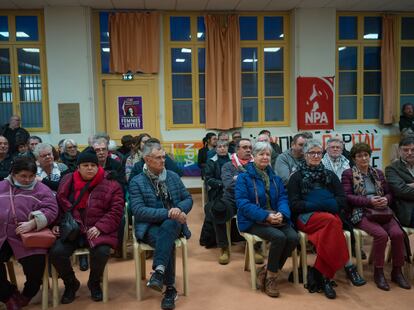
[143,219,182,286]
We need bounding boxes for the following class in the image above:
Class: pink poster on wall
[118,96,143,130]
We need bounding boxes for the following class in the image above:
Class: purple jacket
[57,173,124,249]
[0,178,58,260]
[342,168,393,212]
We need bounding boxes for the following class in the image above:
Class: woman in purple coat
[49,149,124,304]
[0,157,58,309]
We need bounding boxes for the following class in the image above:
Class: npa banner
[170,142,204,177]
[118,96,143,130]
[297,77,334,131]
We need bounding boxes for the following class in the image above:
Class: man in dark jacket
[399,103,414,134]
[385,136,414,227]
[0,115,30,155]
[129,140,192,310]
[0,135,13,181]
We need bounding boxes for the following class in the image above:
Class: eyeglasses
[93,148,108,153]
[306,151,323,157]
[39,153,53,158]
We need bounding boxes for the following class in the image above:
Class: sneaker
[344,265,366,286]
[218,248,230,265]
[61,277,81,304]
[87,281,103,302]
[264,275,280,298]
[161,286,178,310]
[322,278,336,299]
[147,270,164,292]
[79,255,89,272]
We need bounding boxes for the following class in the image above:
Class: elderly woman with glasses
[33,143,69,192]
[60,139,80,172]
[235,141,297,298]
[287,139,353,299]
[342,143,410,291]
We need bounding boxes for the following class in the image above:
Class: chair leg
[299,232,308,286]
[225,220,232,254]
[6,261,17,287]
[181,239,189,296]
[41,257,49,310]
[134,243,142,301]
[243,243,249,272]
[291,248,299,285]
[102,264,108,302]
[122,212,129,259]
[344,231,352,264]
[51,265,59,307]
[140,252,146,280]
[354,230,363,277]
[246,236,257,290]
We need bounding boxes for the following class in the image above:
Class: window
[0,11,48,130]
[399,16,414,112]
[336,14,382,123]
[164,13,289,129]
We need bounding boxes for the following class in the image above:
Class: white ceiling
[1,0,414,11]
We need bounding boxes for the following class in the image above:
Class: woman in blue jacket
[235,141,298,298]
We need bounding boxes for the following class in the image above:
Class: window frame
[0,10,49,132]
[336,12,382,124]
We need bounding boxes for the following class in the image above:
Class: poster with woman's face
[118,96,143,130]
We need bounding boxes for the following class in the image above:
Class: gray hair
[33,143,53,158]
[62,139,78,152]
[92,137,108,147]
[303,139,323,154]
[142,141,162,157]
[326,137,344,149]
[252,141,272,156]
[217,140,229,147]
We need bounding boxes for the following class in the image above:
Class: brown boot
[264,272,280,297]
[391,267,411,289]
[218,247,230,265]
[374,268,390,291]
[256,265,267,291]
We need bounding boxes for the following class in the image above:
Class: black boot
[61,276,81,304]
[322,277,336,299]
[79,255,89,271]
[87,280,103,302]
[344,264,366,286]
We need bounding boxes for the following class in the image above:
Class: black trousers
[49,236,111,285]
[0,241,45,302]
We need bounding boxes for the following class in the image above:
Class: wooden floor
[11,193,414,310]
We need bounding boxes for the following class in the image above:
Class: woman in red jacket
[49,149,124,304]
[342,143,410,291]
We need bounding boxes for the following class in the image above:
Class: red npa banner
[297,77,334,131]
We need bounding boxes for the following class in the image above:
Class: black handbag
[60,180,91,242]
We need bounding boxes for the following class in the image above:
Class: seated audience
[288,139,356,299]
[29,136,42,152]
[33,143,69,192]
[0,115,30,156]
[258,129,282,157]
[322,137,350,180]
[129,141,192,310]
[13,138,35,161]
[385,137,414,227]
[0,157,58,309]
[125,133,151,181]
[257,133,278,169]
[117,134,133,157]
[0,135,13,181]
[399,102,414,134]
[49,149,124,304]
[228,131,241,154]
[236,141,298,298]
[207,132,229,159]
[275,132,312,185]
[60,139,80,172]
[197,132,217,178]
[342,143,411,291]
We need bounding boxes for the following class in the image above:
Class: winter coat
[0,154,13,181]
[129,156,183,183]
[399,115,414,133]
[0,178,58,259]
[56,172,124,249]
[60,152,79,172]
[129,170,193,240]
[204,154,231,202]
[287,169,346,224]
[0,124,30,155]
[385,160,414,227]
[235,162,290,232]
[274,149,304,185]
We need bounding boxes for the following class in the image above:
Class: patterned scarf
[253,163,271,210]
[298,160,331,194]
[231,153,253,172]
[143,163,170,208]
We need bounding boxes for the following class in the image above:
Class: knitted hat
[76,148,98,166]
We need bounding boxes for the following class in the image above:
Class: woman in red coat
[342,143,410,291]
[49,149,124,304]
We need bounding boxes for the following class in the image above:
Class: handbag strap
[9,186,18,226]
[252,178,259,205]
[67,177,91,212]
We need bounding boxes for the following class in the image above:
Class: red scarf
[231,153,253,168]
[72,166,105,210]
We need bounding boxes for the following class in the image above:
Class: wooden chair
[132,216,189,301]
[122,202,132,259]
[238,229,299,290]
[51,248,109,307]
[5,256,49,310]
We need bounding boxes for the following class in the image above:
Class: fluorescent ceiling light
[243,59,258,63]
[338,46,346,51]
[175,58,185,63]
[16,32,29,38]
[197,32,203,38]
[181,48,191,53]
[279,34,284,38]
[264,47,280,52]
[363,33,378,39]
[102,47,110,53]
[22,48,39,53]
